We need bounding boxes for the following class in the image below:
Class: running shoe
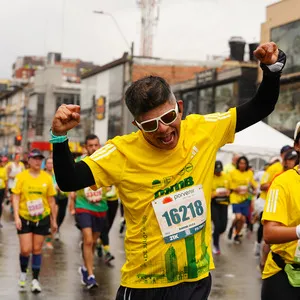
[31,279,42,293]
[212,245,221,255]
[54,232,60,241]
[45,241,54,249]
[78,266,88,285]
[104,252,115,264]
[233,235,242,244]
[227,226,233,240]
[18,272,27,291]
[86,275,98,289]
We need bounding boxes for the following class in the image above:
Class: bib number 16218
[162,200,203,227]
[152,185,207,243]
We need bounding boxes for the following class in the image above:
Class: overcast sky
[0,0,278,78]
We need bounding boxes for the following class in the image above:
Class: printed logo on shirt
[178,163,194,176]
[154,176,194,199]
[152,179,162,189]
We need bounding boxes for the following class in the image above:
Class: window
[271,19,300,74]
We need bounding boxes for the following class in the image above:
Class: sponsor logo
[154,176,194,199]
[178,163,193,176]
[152,179,162,188]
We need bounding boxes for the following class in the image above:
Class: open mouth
[159,132,175,145]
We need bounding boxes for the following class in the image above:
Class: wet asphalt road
[0,204,262,300]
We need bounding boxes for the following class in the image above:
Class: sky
[0,0,279,78]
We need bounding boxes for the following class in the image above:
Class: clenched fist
[253,42,279,65]
[52,104,81,135]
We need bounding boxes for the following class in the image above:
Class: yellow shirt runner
[229,169,257,204]
[262,167,300,279]
[12,170,56,222]
[83,109,236,288]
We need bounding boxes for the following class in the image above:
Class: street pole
[93,11,131,50]
[93,10,134,136]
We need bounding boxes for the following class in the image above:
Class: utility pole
[137,0,160,57]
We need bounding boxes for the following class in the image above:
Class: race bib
[26,198,44,217]
[238,185,248,195]
[152,185,207,243]
[84,187,103,203]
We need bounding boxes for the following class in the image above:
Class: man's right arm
[51,104,94,192]
[53,141,95,191]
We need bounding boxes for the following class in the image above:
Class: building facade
[260,0,300,138]
[12,53,97,84]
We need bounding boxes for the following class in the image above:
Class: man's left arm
[235,42,286,133]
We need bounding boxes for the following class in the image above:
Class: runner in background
[69,134,109,289]
[228,156,257,244]
[96,185,117,263]
[12,149,57,293]
[6,152,25,211]
[211,160,230,255]
[46,156,69,241]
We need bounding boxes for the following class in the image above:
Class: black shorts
[17,215,51,236]
[115,274,211,300]
[261,271,300,300]
[75,213,108,233]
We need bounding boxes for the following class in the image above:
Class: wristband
[260,49,286,76]
[296,225,300,239]
[49,129,68,144]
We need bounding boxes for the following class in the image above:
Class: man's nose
[157,120,169,132]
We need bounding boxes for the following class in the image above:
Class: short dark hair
[236,156,249,171]
[125,76,174,118]
[85,134,99,144]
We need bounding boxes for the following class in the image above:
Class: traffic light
[14,135,22,146]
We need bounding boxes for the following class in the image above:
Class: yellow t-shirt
[229,169,257,204]
[211,172,230,205]
[83,109,236,288]
[260,161,283,200]
[12,170,56,222]
[262,167,300,279]
[0,167,8,189]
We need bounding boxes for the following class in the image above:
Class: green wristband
[49,129,68,144]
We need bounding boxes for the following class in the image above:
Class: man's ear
[177,100,183,114]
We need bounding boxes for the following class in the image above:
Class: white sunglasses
[135,103,179,133]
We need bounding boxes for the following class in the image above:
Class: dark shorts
[261,271,300,300]
[17,215,51,236]
[115,274,212,300]
[232,200,250,217]
[75,213,108,233]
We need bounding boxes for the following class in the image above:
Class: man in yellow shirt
[51,43,285,300]
[261,123,300,300]
[211,160,230,255]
